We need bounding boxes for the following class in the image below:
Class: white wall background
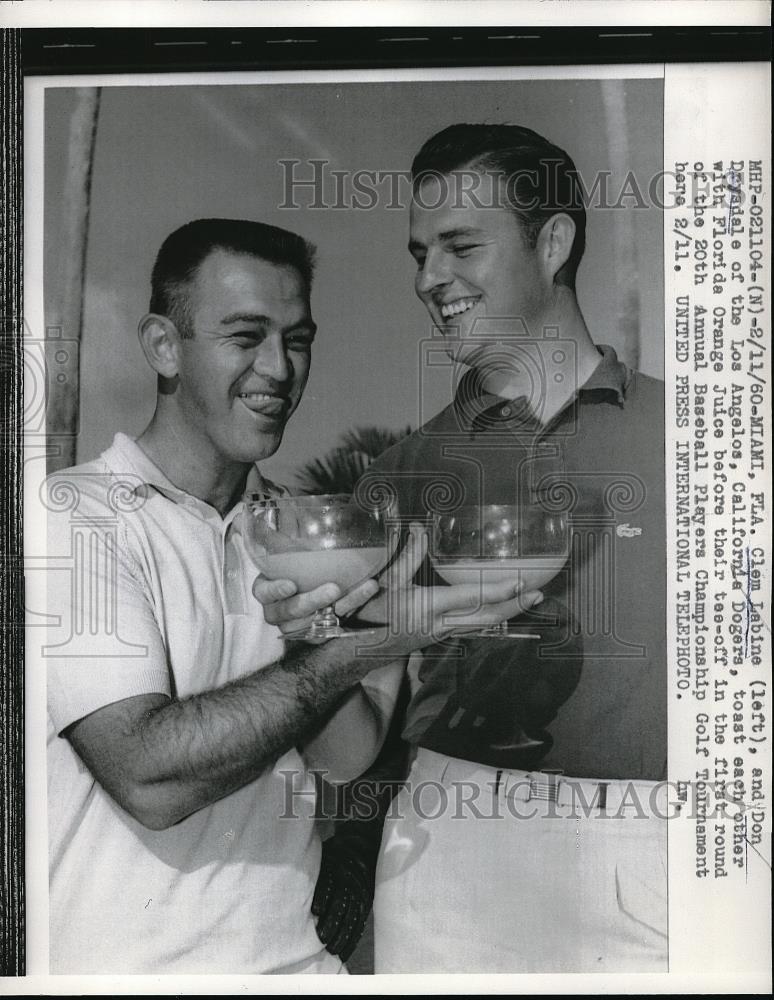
[45,76,664,485]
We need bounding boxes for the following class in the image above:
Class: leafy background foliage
[295,425,412,495]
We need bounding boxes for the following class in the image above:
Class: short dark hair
[149,218,317,337]
[411,123,586,288]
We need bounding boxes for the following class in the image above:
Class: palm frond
[295,424,412,495]
[339,425,413,460]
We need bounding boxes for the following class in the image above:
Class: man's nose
[253,334,290,382]
[415,248,451,296]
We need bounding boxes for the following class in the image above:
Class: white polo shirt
[46,433,340,974]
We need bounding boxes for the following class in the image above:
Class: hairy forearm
[71,576,536,829]
[71,639,395,830]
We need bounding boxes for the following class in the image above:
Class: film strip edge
[1,25,25,979]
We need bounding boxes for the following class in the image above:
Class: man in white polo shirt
[46,218,536,974]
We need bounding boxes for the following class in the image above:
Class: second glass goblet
[430,503,569,639]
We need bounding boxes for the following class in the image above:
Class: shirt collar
[104,433,281,507]
[580,343,630,401]
[453,343,630,432]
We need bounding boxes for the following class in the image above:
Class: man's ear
[137,313,181,378]
[538,213,576,284]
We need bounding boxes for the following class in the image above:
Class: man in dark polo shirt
[364,124,667,972]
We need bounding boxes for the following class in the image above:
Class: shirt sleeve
[45,477,171,735]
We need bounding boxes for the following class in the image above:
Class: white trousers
[374,749,668,973]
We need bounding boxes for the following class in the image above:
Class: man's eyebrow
[220,312,271,326]
[285,319,317,337]
[438,226,487,241]
[219,313,317,338]
[408,227,487,254]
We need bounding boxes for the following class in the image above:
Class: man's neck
[479,293,602,426]
[136,413,251,517]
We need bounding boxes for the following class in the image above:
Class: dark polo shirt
[365,345,666,781]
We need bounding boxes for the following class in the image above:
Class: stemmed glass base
[477,622,542,640]
[284,605,381,643]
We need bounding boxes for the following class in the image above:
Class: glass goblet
[431,503,569,639]
[242,492,391,641]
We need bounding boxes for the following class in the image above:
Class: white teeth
[239,393,276,401]
[440,298,479,319]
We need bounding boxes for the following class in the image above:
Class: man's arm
[67,543,537,831]
[300,659,407,784]
[66,635,401,831]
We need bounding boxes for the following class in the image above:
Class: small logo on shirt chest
[616,523,642,538]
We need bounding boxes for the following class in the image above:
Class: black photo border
[1,22,771,978]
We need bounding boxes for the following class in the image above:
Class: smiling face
[409,172,550,366]
[170,249,314,467]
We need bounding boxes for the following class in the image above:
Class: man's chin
[235,426,285,465]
